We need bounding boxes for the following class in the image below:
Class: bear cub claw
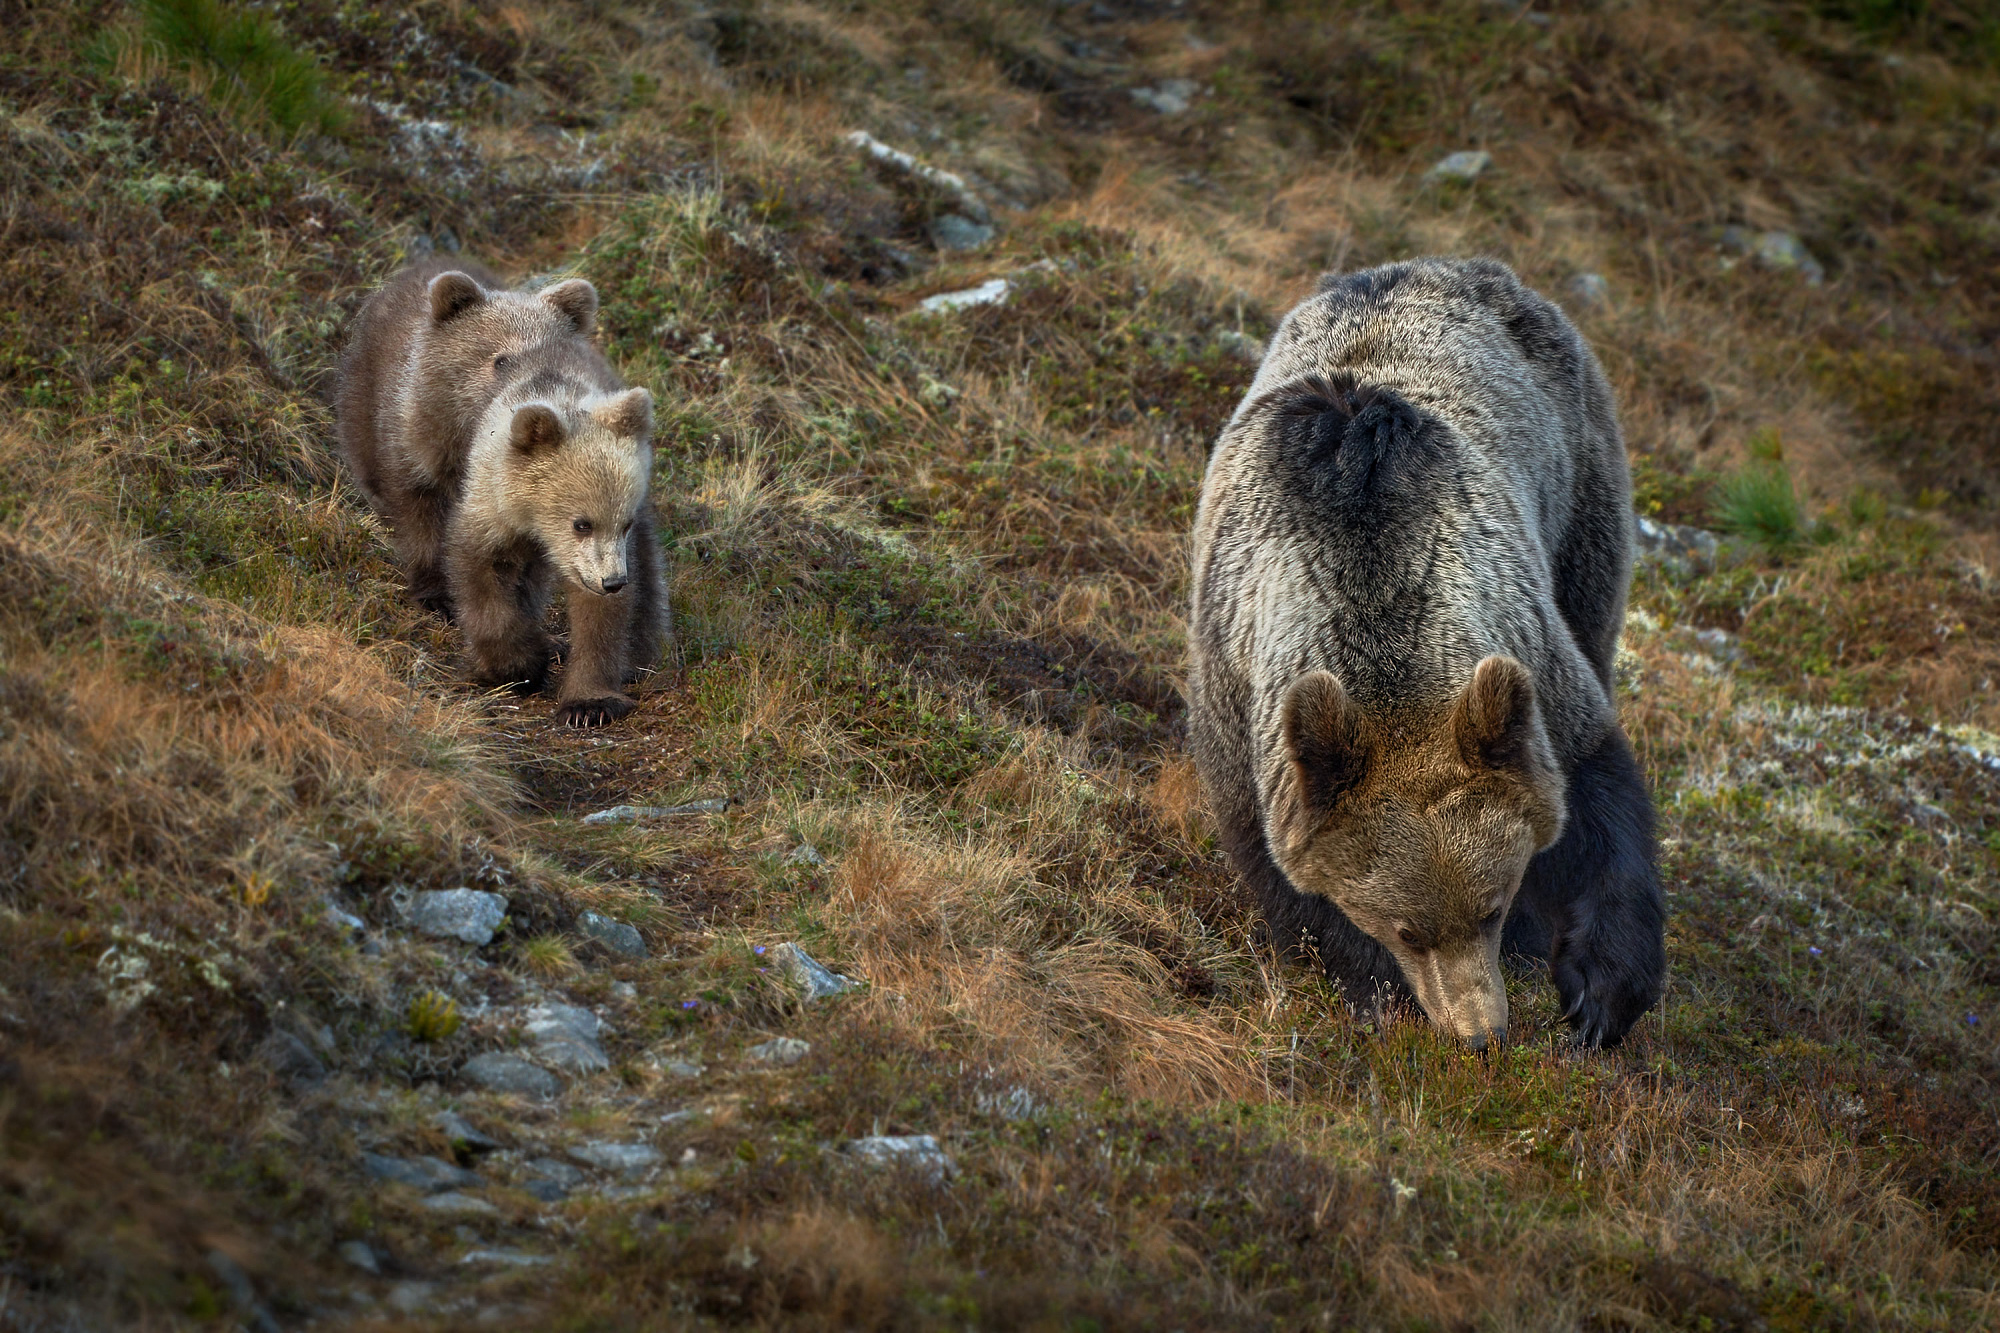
[559,696,636,729]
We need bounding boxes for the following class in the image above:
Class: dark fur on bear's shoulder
[1188,257,1666,1048]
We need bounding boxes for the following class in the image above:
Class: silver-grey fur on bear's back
[1188,257,1666,1048]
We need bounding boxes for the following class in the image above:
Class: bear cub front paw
[558,695,636,728]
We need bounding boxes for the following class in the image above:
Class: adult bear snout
[599,575,628,594]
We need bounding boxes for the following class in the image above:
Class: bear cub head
[421,268,600,395]
[490,386,654,595]
[1264,656,1566,1050]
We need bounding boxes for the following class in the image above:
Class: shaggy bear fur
[335,259,667,726]
[1188,257,1665,1048]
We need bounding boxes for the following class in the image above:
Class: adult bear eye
[1397,926,1426,952]
[1482,908,1504,932]
[572,518,593,536]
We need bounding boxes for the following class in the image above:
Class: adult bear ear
[1272,671,1369,851]
[590,387,653,440]
[509,403,566,456]
[540,278,598,334]
[1451,656,1545,776]
[428,271,486,323]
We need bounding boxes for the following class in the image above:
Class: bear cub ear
[428,271,487,323]
[590,387,653,440]
[509,403,567,456]
[540,278,598,334]
[1274,671,1369,849]
[1451,655,1545,776]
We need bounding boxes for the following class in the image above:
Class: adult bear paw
[557,695,636,729]
[1551,948,1661,1049]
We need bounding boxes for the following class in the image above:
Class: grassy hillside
[2,0,1998,1327]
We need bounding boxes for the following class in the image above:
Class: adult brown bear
[1188,258,1665,1049]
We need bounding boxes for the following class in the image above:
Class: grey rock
[1425,150,1492,183]
[659,1057,706,1078]
[1568,272,1610,309]
[975,1085,1041,1121]
[408,889,509,946]
[434,1110,501,1153]
[771,942,859,1001]
[524,1157,587,1189]
[322,901,366,934]
[783,843,827,867]
[1216,329,1263,364]
[844,130,991,224]
[522,1178,568,1203]
[918,277,1010,312]
[845,1134,955,1183]
[1130,78,1198,115]
[1634,514,1721,575]
[1720,227,1825,285]
[930,213,995,252]
[568,1141,664,1174]
[582,799,728,825]
[258,1029,326,1086]
[460,1249,553,1268]
[524,1003,609,1073]
[421,1191,498,1215]
[387,1281,436,1313]
[337,1240,380,1274]
[362,1152,481,1194]
[461,1052,563,1099]
[746,1036,811,1066]
[1694,627,1743,664]
[578,910,647,959]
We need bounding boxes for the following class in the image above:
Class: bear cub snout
[335,258,668,727]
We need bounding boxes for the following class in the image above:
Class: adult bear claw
[558,696,635,728]
[1551,950,1657,1049]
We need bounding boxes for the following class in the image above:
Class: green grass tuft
[405,990,462,1043]
[1715,460,1807,553]
[112,0,345,138]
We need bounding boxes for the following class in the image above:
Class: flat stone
[337,1240,380,1274]
[524,1003,609,1073]
[918,278,1009,313]
[524,1157,587,1189]
[1130,78,1198,114]
[844,1134,954,1183]
[578,910,646,959]
[567,1141,663,1174]
[783,843,826,867]
[257,1029,326,1086]
[522,1179,568,1203]
[930,213,995,252]
[746,1037,811,1066]
[1634,514,1721,575]
[362,1152,481,1193]
[1568,272,1610,309]
[581,799,728,824]
[421,1191,497,1215]
[658,1058,706,1078]
[461,1052,562,1099]
[434,1110,501,1153]
[407,889,509,946]
[771,942,859,1002]
[1425,150,1492,182]
[460,1249,553,1267]
[844,130,990,224]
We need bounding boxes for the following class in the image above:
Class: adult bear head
[1262,656,1566,1050]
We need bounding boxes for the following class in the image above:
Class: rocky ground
[3,1,2000,1329]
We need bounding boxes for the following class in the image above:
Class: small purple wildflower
[754,945,766,956]
[1809,946,1822,956]
[1969,1013,1981,1026]
[681,999,698,1010]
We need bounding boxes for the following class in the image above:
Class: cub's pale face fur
[1264,657,1565,1048]
[469,386,653,594]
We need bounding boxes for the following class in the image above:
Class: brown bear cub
[1189,258,1666,1049]
[336,259,667,727]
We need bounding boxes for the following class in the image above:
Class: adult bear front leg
[556,577,637,728]
[1517,725,1666,1047]
[448,534,553,694]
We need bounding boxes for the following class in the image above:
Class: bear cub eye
[572,518,593,536]
[493,354,511,375]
